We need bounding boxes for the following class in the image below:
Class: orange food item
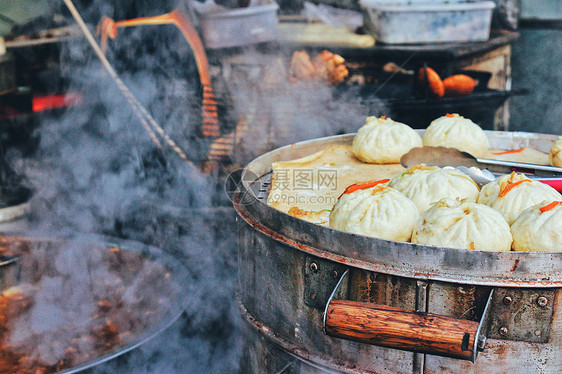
[341,179,390,196]
[539,201,560,213]
[288,50,316,82]
[490,148,526,155]
[287,207,330,223]
[418,67,444,98]
[312,50,348,84]
[498,179,531,198]
[443,74,476,97]
[289,50,348,84]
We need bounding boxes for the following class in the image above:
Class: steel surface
[238,131,562,286]
[236,131,562,373]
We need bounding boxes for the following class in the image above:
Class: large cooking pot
[234,131,562,374]
[0,234,189,373]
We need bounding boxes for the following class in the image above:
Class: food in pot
[267,144,404,222]
[417,66,444,98]
[389,164,480,213]
[287,207,330,225]
[511,200,562,252]
[0,238,180,374]
[411,198,512,251]
[329,179,419,241]
[422,113,489,157]
[478,172,562,225]
[352,116,422,164]
[549,136,562,167]
[443,74,476,97]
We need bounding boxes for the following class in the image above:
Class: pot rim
[0,233,190,373]
[236,131,562,287]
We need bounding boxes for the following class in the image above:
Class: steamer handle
[322,270,489,362]
[324,299,479,361]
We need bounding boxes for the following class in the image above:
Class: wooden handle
[325,300,479,360]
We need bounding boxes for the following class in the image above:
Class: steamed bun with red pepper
[352,116,422,164]
[389,164,480,213]
[329,179,419,241]
[478,172,562,225]
[412,198,512,251]
[549,136,562,167]
[422,113,488,158]
[511,201,562,252]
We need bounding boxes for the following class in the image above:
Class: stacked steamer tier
[234,131,561,374]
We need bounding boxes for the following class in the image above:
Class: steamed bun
[412,198,512,251]
[329,180,419,241]
[549,136,562,167]
[352,116,422,164]
[511,201,562,252]
[422,113,488,157]
[389,164,480,213]
[478,172,562,225]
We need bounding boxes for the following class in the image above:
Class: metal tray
[237,131,562,287]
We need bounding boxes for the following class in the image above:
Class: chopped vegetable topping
[490,148,526,155]
[539,201,560,213]
[341,179,390,196]
[436,200,450,208]
[370,185,389,196]
[405,164,433,175]
[381,115,386,119]
[498,179,530,198]
[446,113,455,118]
[288,207,330,217]
[288,207,305,216]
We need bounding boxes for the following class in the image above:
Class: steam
[2,1,387,373]
[4,1,240,372]
[225,54,383,163]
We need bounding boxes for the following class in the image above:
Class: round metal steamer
[235,132,562,374]
[0,234,189,374]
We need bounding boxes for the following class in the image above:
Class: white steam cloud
[2,1,387,372]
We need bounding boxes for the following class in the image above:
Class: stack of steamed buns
[329,114,562,252]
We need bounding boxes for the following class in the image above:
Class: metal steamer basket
[234,131,562,374]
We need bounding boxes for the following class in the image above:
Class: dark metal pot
[235,131,562,373]
[0,234,189,373]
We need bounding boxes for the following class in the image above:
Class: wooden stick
[325,300,478,360]
[64,0,197,166]
[96,10,221,140]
